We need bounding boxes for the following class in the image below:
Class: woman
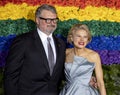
[59,24,106,95]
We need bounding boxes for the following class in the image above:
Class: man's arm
[89,76,98,88]
[4,37,25,95]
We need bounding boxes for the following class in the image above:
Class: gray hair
[35,4,57,17]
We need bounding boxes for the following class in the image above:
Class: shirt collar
[37,28,53,41]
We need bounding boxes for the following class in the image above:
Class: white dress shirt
[37,28,56,64]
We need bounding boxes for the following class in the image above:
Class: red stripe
[0,0,120,9]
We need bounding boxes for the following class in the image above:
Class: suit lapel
[52,36,62,76]
[33,32,63,77]
[33,30,50,72]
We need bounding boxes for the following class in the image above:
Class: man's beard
[46,24,57,34]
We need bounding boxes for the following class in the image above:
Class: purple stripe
[96,50,120,65]
[0,50,120,67]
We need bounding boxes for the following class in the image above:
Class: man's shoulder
[12,30,36,45]
[17,30,35,38]
[15,30,36,40]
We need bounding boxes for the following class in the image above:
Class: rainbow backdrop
[0,0,120,67]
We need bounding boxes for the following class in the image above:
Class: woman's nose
[80,37,84,41]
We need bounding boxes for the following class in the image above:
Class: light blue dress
[59,56,99,95]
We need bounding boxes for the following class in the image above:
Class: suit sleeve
[4,36,26,95]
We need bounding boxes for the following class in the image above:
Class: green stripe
[0,18,120,36]
[56,19,120,37]
[0,18,36,36]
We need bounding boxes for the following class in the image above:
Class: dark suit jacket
[4,30,66,95]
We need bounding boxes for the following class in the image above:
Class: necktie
[47,37,54,75]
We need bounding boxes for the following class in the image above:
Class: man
[4,4,66,95]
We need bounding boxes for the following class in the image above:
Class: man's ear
[35,18,39,24]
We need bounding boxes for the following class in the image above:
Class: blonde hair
[67,24,92,44]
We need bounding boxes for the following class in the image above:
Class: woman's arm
[93,52,106,95]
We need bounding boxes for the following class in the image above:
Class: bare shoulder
[66,48,73,55]
[88,49,99,57]
[65,48,74,63]
[91,50,100,59]
[87,49,101,63]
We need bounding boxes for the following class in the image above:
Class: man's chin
[47,29,56,34]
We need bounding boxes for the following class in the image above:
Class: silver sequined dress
[59,56,99,95]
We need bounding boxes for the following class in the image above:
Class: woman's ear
[87,39,91,44]
[70,36,73,42]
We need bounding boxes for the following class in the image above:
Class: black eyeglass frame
[39,17,59,24]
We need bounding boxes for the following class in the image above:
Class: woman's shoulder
[86,48,100,62]
[66,48,73,55]
[65,48,74,63]
[86,48,99,56]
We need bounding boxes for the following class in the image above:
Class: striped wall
[0,0,120,67]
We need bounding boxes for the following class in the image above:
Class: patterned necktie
[47,37,54,75]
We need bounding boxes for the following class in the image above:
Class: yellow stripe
[0,3,37,21]
[0,3,120,22]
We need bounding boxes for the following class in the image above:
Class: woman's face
[72,29,89,49]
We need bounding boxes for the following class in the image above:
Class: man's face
[36,10,58,35]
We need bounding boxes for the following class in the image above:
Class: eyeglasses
[39,17,59,24]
